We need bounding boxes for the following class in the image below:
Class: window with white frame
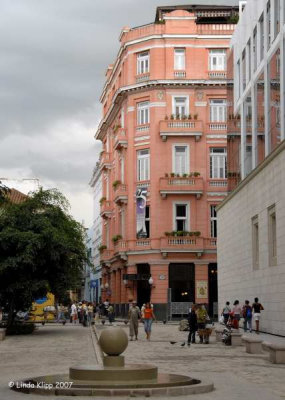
[174,203,189,231]
[209,49,226,71]
[252,215,259,269]
[173,96,188,118]
[174,49,185,70]
[268,205,277,266]
[137,51,149,75]
[137,149,150,181]
[210,205,217,238]
[210,99,227,122]
[210,148,227,179]
[137,101,149,125]
[173,145,189,175]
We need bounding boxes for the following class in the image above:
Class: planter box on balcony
[159,177,203,199]
[159,120,203,141]
[114,184,128,204]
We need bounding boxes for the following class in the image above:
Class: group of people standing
[221,297,264,333]
[186,304,212,346]
[128,301,156,341]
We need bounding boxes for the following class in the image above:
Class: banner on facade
[196,280,208,299]
[136,187,147,239]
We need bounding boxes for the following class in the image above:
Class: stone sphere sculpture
[99,327,128,356]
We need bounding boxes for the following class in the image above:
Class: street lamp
[148,276,154,286]
[104,282,109,289]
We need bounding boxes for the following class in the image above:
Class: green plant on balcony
[194,114,198,120]
[176,113,180,120]
[165,173,169,177]
[99,196,106,205]
[193,172,200,177]
[176,173,180,178]
[164,115,169,120]
[188,114,192,120]
[194,231,201,237]
[170,172,175,177]
[112,180,121,189]
[182,114,187,120]
[164,231,171,236]
[113,123,121,133]
[112,234,122,243]
[170,114,175,120]
[182,173,188,178]
[98,244,107,253]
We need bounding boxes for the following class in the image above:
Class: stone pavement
[0,321,284,400]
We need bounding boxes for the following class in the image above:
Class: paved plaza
[0,322,285,399]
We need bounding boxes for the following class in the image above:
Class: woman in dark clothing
[187,305,198,346]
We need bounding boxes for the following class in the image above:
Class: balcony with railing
[100,152,112,169]
[100,200,113,219]
[207,122,227,133]
[208,70,227,79]
[174,70,186,79]
[114,128,128,150]
[136,73,150,83]
[114,183,128,204]
[100,249,113,262]
[197,24,236,35]
[207,179,228,192]
[136,124,150,134]
[159,176,204,199]
[159,119,203,141]
[160,235,217,255]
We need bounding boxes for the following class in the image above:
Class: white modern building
[89,162,102,303]
[218,0,285,335]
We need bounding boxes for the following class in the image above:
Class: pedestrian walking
[56,304,66,323]
[81,301,88,327]
[143,302,156,341]
[107,304,114,325]
[71,302,78,324]
[128,301,141,341]
[221,301,231,325]
[242,300,252,332]
[187,305,198,346]
[104,299,110,317]
[252,297,264,334]
[232,300,242,329]
[87,302,94,326]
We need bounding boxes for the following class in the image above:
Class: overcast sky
[0,0,239,227]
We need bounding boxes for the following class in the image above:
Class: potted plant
[112,180,121,189]
[99,197,106,205]
[170,172,175,177]
[194,231,201,237]
[176,231,183,237]
[188,114,192,120]
[98,244,107,252]
[183,173,188,178]
[176,173,180,178]
[176,113,180,120]
[112,234,122,243]
[164,115,169,120]
[164,231,171,236]
[182,114,187,120]
[170,114,175,120]
[165,173,169,178]
[193,172,200,177]
[194,114,198,120]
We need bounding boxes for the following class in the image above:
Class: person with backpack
[252,297,264,334]
[242,300,252,333]
[221,301,231,325]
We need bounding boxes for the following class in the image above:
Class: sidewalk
[0,322,284,400]
[95,321,285,400]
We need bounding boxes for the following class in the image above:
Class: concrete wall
[217,142,285,336]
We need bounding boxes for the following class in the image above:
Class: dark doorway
[208,263,218,318]
[169,263,195,303]
[136,264,151,309]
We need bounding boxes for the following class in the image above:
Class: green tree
[0,188,88,327]
[0,181,10,204]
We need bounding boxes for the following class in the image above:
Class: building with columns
[95,4,238,320]
[218,0,285,335]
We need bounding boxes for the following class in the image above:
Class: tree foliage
[0,188,88,325]
[0,181,10,205]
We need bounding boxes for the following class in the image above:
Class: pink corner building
[95,5,238,320]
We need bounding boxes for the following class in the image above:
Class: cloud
[0,0,238,226]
